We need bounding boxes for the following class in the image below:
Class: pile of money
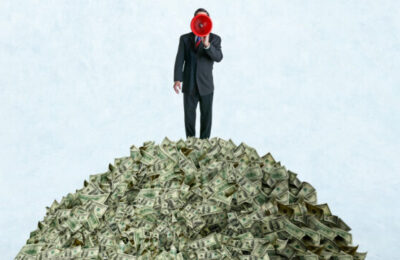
[16,136,367,260]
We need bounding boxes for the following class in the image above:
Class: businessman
[173,8,223,139]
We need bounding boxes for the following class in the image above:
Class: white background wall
[1,0,399,259]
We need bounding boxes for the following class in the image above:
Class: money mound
[16,137,367,260]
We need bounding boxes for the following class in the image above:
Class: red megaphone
[190,14,213,37]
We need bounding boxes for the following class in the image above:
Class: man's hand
[201,34,210,48]
[173,81,182,94]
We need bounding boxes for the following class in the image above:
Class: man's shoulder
[210,32,221,39]
[180,32,193,39]
[180,32,221,39]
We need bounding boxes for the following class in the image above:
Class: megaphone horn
[190,14,213,37]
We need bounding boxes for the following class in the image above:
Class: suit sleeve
[204,36,223,62]
[174,36,185,82]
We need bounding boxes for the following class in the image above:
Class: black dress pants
[183,83,213,139]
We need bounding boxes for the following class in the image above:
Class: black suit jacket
[174,32,223,96]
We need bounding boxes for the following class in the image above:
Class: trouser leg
[199,91,213,139]
[183,89,199,138]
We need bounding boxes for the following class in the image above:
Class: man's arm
[174,36,185,82]
[204,36,223,62]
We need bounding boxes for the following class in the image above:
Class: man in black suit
[173,8,223,139]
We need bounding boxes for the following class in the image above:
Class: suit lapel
[189,32,196,51]
[191,32,208,53]
[190,32,213,54]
